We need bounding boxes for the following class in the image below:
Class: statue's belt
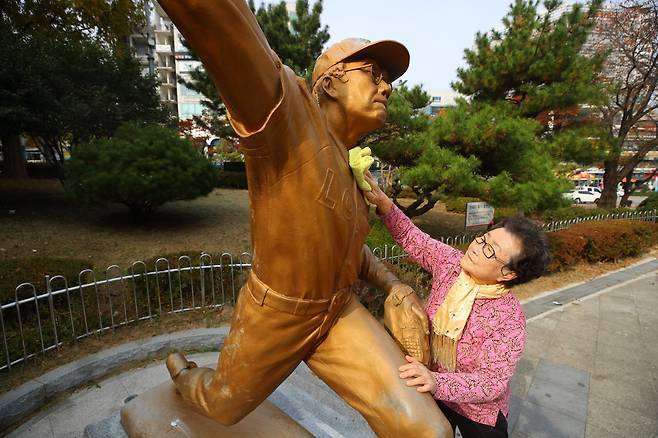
[247,272,353,316]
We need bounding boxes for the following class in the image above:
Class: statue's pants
[173,273,452,438]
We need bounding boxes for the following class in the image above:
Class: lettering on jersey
[316,168,337,209]
[341,189,355,220]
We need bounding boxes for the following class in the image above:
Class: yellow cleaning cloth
[348,146,374,192]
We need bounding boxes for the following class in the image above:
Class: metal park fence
[1,209,656,373]
[1,252,253,373]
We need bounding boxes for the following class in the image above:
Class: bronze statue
[122,1,451,436]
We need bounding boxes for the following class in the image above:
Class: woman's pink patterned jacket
[382,205,526,427]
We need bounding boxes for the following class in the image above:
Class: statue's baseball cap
[311,38,410,88]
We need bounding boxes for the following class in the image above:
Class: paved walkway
[508,269,658,437]
[6,267,658,438]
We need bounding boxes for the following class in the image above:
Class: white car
[563,189,600,204]
[579,186,601,194]
[578,185,625,198]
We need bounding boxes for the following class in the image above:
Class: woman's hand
[399,355,437,394]
[363,172,393,215]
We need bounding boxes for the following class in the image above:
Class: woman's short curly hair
[491,215,551,288]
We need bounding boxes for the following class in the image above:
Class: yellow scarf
[431,271,509,371]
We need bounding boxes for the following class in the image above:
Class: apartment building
[126,1,206,121]
[424,89,463,116]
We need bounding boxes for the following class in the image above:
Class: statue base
[120,381,312,437]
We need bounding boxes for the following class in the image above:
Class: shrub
[64,122,217,222]
[547,220,658,272]
[638,192,658,211]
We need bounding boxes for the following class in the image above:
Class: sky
[318,1,516,92]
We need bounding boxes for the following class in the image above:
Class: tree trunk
[599,159,619,209]
[402,198,440,218]
[0,133,28,178]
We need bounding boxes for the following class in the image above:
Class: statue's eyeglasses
[343,63,390,88]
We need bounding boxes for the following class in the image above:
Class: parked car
[578,185,625,198]
[563,189,600,204]
[580,186,601,194]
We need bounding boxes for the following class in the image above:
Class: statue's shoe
[120,381,312,437]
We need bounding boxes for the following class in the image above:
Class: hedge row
[546,220,658,272]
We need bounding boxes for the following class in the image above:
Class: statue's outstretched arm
[157,0,282,135]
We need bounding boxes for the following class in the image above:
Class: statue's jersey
[233,65,371,301]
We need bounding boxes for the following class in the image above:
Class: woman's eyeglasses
[474,234,513,277]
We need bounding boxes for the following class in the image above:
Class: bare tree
[594,0,658,208]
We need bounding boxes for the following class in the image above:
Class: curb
[0,327,228,432]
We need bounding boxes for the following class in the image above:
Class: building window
[432,96,441,102]
[180,103,204,119]
[179,82,201,97]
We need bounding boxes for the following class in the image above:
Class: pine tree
[451,0,608,210]
[376,0,607,217]
[64,123,217,222]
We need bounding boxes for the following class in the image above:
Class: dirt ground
[0,179,470,269]
[0,179,252,269]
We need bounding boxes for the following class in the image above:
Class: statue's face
[334,58,392,136]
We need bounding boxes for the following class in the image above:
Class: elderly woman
[363,173,550,438]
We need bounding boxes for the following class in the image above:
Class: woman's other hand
[364,171,393,215]
[399,355,437,394]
